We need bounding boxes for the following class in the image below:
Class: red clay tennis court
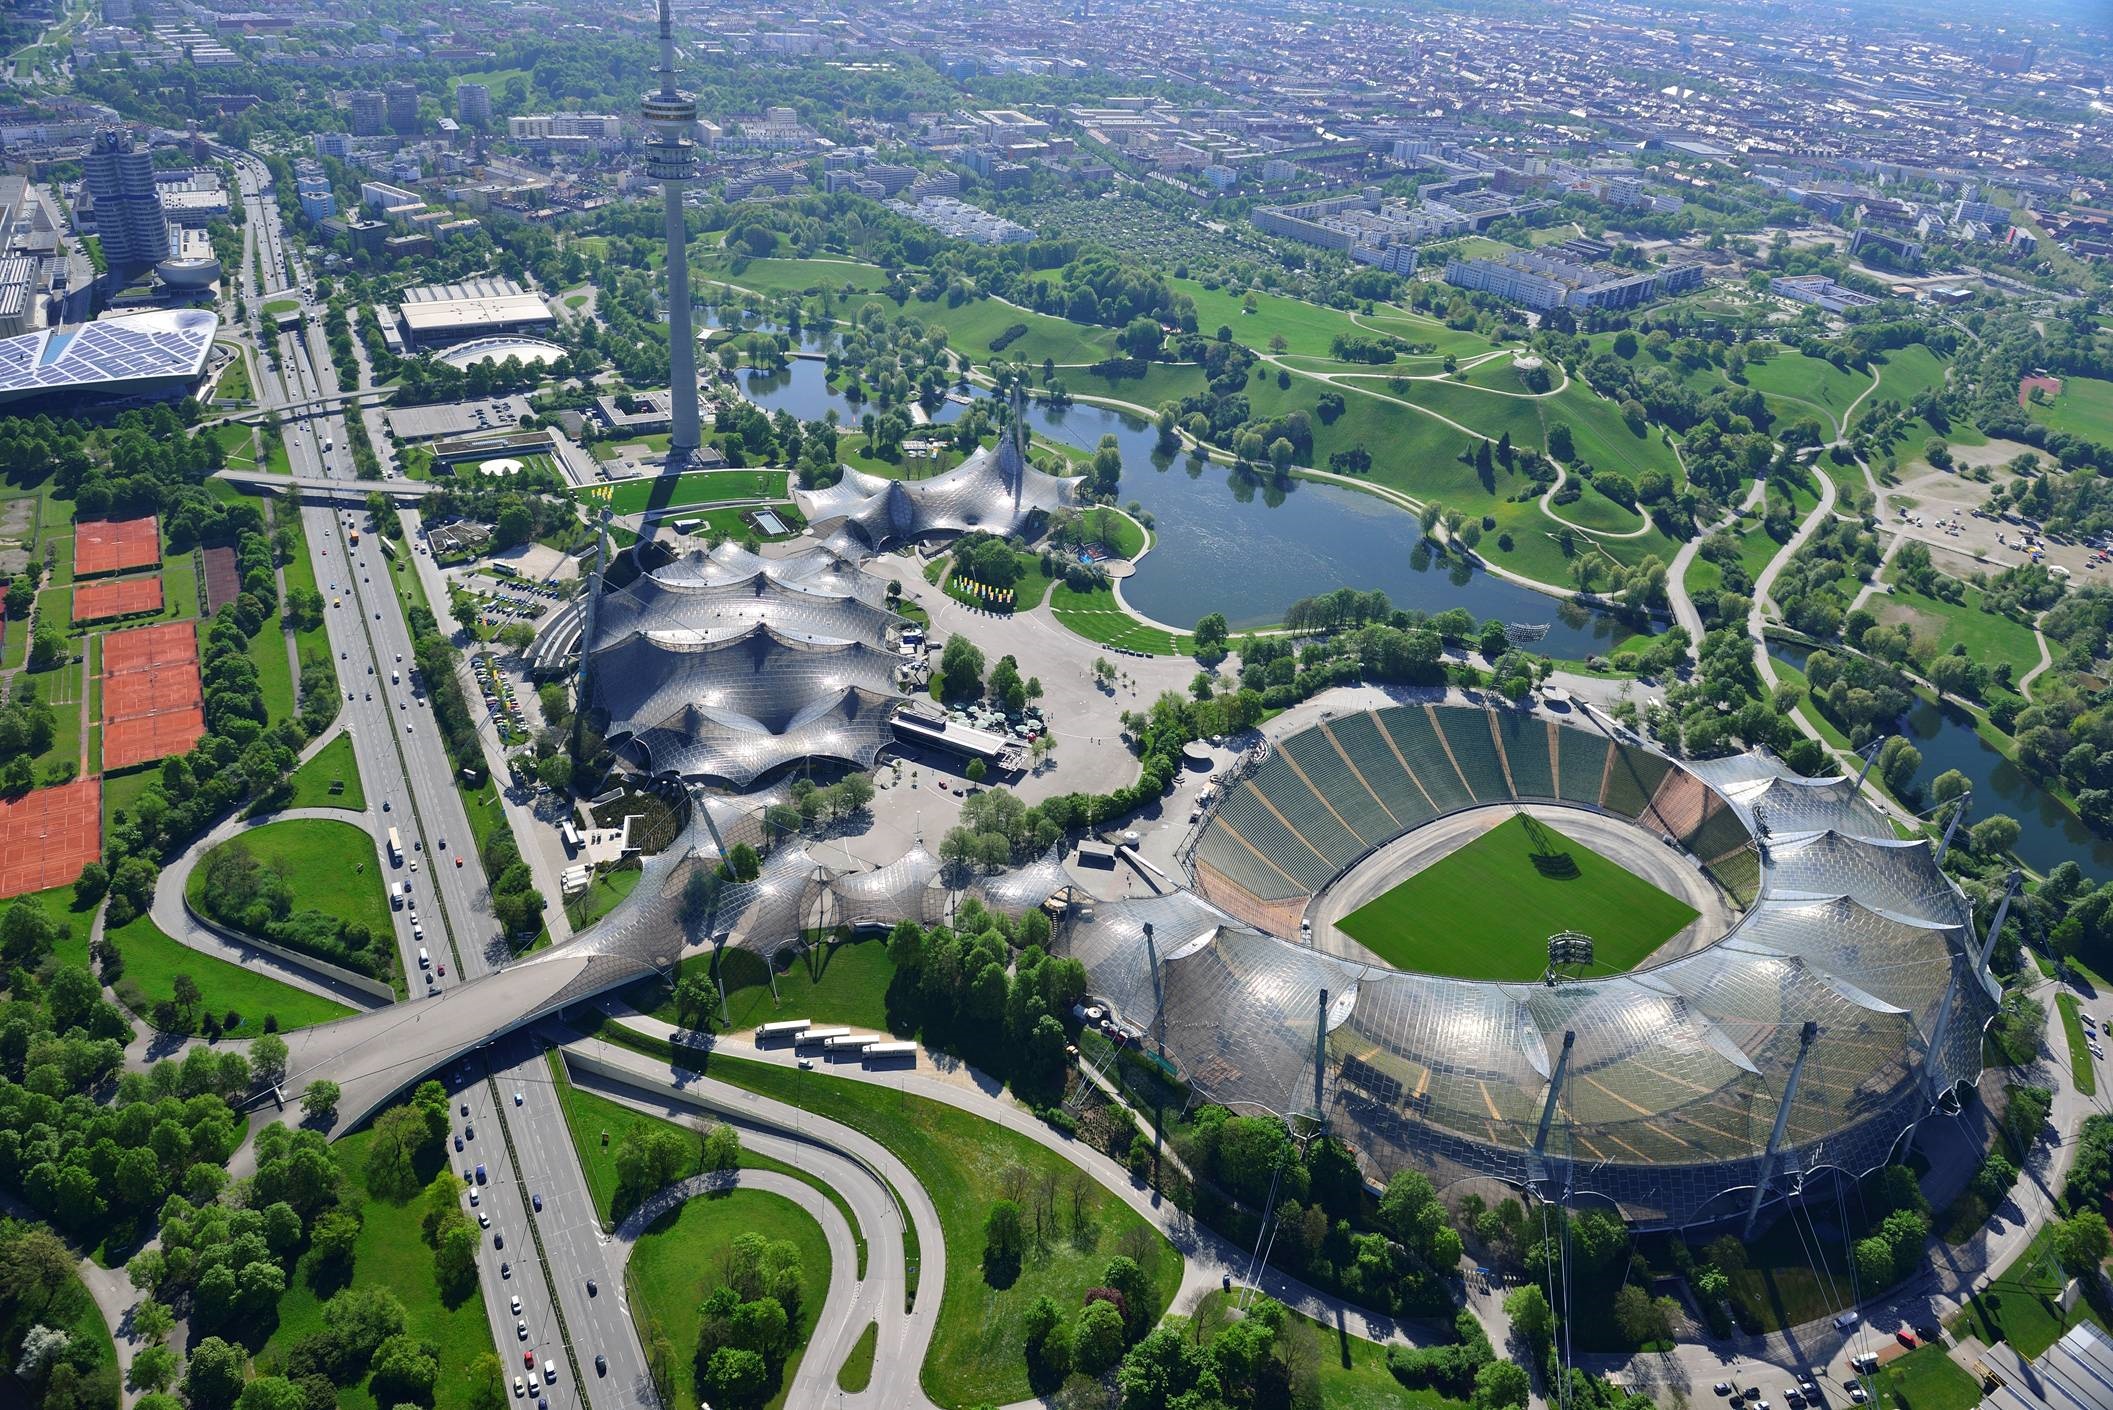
[73,575,164,623]
[201,546,239,613]
[74,516,161,578]
[0,778,102,899]
[100,620,198,675]
[102,620,204,770]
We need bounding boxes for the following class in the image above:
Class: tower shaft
[643,0,701,457]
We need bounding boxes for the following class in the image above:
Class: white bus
[755,1020,810,1043]
[386,827,403,864]
[797,1027,850,1047]
[863,1041,917,1062]
[824,1033,880,1053]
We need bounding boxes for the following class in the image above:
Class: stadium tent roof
[0,309,217,405]
[579,540,908,787]
[1072,729,1992,1227]
[1684,755,1892,839]
[795,423,1077,552]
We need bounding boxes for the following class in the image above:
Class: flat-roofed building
[391,277,553,349]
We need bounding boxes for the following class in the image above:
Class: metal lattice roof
[795,427,1077,552]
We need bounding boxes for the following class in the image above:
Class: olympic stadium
[1046,701,1998,1230]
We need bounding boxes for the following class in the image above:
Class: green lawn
[1874,577,2043,685]
[192,817,394,941]
[1869,1344,1980,1410]
[2059,994,2097,1096]
[256,1123,493,1410]
[1949,1222,2112,1359]
[1048,581,1193,655]
[2029,374,2113,448]
[648,938,900,1034]
[628,1187,831,1410]
[1170,280,1381,360]
[918,295,1118,366]
[15,883,98,971]
[701,253,889,297]
[674,1046,1183,1409]
[282,732,366,810]
[565,864,641,928]
[1185,1290,1464,1410]
[104,910,352,1037]
[942,549,1055,612]
[584,469,788,516]
[1337,814,1699,980]
[837,1322,877,1392]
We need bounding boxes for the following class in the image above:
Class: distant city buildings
[456,82,491,128]
[314,131,353,160]
[386,81,421,135]
[1769,274,1879,312]
[1443,249,1703,311]
[390,276,553,350]
[348,90,386,138]
[295,167,335,222]
[888,195,1035,244]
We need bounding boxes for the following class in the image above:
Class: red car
[524,1351,535,1369]
[455,856,463,867]
[1896,1330,1918,1349]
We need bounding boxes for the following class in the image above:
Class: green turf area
[837,1322,877,1393]
[14,883,97,971]
[2029,374,2113,448]
[1872,578,2043,685]
[680,1046,1183,1408]
[103,910,353,1037]
[261,298,300,318]
[1951,1222,2113,1359]
[1184,1290,1464,1410]
[192,816,394,939]
[281,731,366,810]
[1737,348,1875,437]
[915,295,1118,366]
[1336,814,1699,980]
[1869,1344,1980,1410]
[565,864,641,928]
[1048,581,1192,655]
[649,938,900,1035]
[2059,994,2097,1096]
[943,549,1054,612]
[256,1122,492,1410]
[701,253,888,297]
[1171,279,1380,359]
[583,469,787,516]
[627,1186,831,1410]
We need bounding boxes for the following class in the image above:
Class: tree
[1502,1284,1553,1353]
[2054,1211,2111,1274]
[466,1354,507,1410]
[183,1337,247,1410]
[301,1079,340,1122]
[0,1227,75,1313]
[701,1347,768,1407]
[1073,1299,1127,1375]
[369,1333,439,1405]
[128,1344,177,1394]
[1192,612,1229,661]
[251,1033,289,1089]
[1612,1284,1672,1347]
[984,1200,1025,1275]
[703,1123,741,1172]
[1476,1360,1531,1410]
[940,635,985,701]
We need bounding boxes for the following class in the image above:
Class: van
[413,923,426,942]
[1832,1311,1860,1332]
[542,1361,555,1384]
[418,946,431,968]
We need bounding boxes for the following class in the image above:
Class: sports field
[1336,813,1699,980]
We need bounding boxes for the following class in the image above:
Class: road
[233,157,655,1410]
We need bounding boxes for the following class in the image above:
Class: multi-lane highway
[232,156,654,1410]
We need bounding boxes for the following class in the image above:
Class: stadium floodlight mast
[1543,931,1594,983]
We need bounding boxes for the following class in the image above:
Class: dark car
[594,1356,606,1377]
[585,1279,597,1296]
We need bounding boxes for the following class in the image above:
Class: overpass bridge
[205,386,395,429]
[214,468,440,505]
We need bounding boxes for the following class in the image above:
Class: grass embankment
[580,470,789,516]
[600,1033,1184,1408]
[1184,1290,1454,1410]
[2059,993,2098,1096]
[257,1124,492,1410]
[836,1322,877,1393]
[191,817,395,941]
[1048,581,1193,656]
[627,1187,831,1410]
[281,732,366,811]
[1337,814,1699,980]
[645,939,898,1035]
[1949,1222,2113,1360]
[104,910,353,1038]
[1869,1343,1981,1410]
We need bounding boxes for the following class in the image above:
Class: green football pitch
[1335,813,1700,980]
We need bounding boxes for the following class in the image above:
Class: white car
[512,1378,525,1399]
[478,1211,490,1228]
[511,1296,522,1315]
[516,1320,529,1341]
[468,1189,480,1207]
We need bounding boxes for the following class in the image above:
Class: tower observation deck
[642,0,701,458]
